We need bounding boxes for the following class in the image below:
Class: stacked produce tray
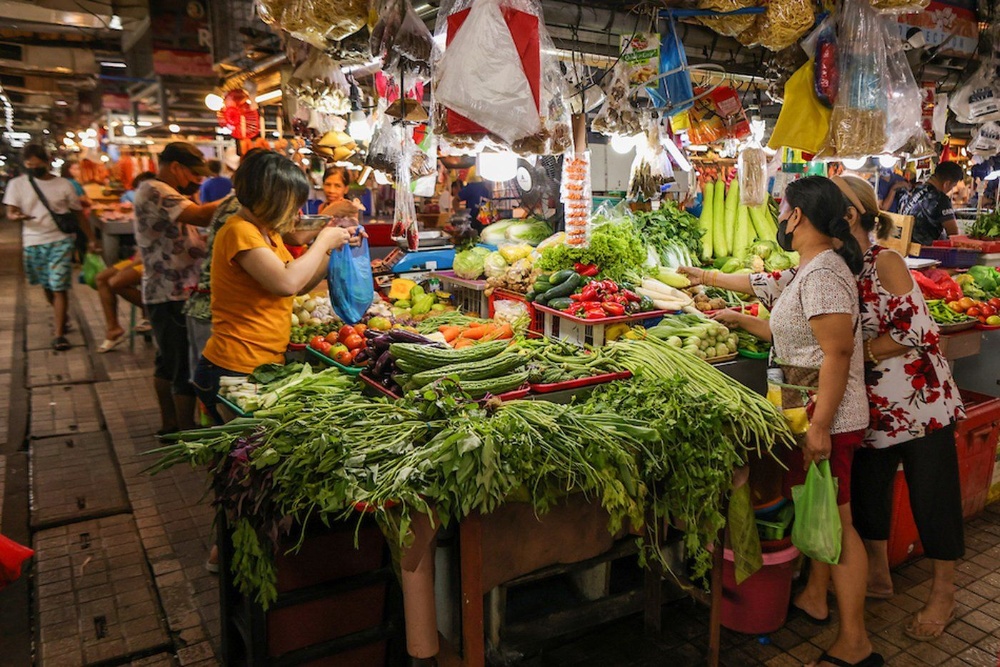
[917,246,981,269]
[533,304,669,346]
[489,288,544,334]
[430,270,491,317]
[306,346,365,375]
[528,371,632,393]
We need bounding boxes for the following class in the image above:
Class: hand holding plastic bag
[82,252,106,290]
[327,236,375,325]
[791,461,842,565]
[435,0,541,144]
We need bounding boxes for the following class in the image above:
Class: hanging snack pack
[384,0,436,80]
[629,122,674,202]
[367,114,403,173]
[825,0,888,159]
[969,122,1000,157]
[561,153,592,247]
[950,60,1000,125]
[280,0,367,48]
[738,120,768,207]
[327,236,375,325]
[287,50,352,115]
[592,63,643,137]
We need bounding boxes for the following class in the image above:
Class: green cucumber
[548,297,573,311]
[548,269,577,286]
[532,279,552,293]
[537,273,583,305]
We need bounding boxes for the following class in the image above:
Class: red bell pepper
[622,289,641,303]
[570,293,588,302]
[580,284,600,301]
[574,263,600,277]
[602,302,626,316]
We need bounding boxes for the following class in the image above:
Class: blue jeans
[192,356,244,425]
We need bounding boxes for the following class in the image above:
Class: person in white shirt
[3,144,96,350]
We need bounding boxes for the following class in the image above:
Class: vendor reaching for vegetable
[193,150,361,425]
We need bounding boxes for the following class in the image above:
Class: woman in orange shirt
[193,150,357,423]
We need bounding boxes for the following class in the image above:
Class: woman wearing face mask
[682,177,880,667]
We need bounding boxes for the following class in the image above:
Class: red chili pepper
[602,302,626,316]
[575,263,600,277]
[613,294,628,306]
[603,281,619,294]
[570,293,588,302]
[622,289,641,303]
[581,284,600,301]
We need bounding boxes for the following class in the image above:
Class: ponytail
[785,176,864,275]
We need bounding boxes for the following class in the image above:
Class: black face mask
[29,166,49,178]
[177,180,200,196]
[776,217,795,252]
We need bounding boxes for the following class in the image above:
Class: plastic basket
[306,346,365,376]
[933,236,1000,254]
[489,289,543,334]
[217,394,252,418]
[917,246,981,269]
[431,271,490,317]
[533,304,669,346]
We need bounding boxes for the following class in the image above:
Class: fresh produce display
[963,266,1000,298]
[633,204,704,267]
[537,211,646,284]
[218,364,353,413]
[635,278,696,311]
[291,293,336,327]
[647,314,737,361]
[478,218,553,246]
[387,281,456,320]
[936,297,1000,327]
[389,340,529,395]
[689,287,731,312]
[452,246,493,280]
[912,268,963,303]
[290,322,340,346]
[967,210,1000,240]
[427,320,516,348]
[698,177,790,269]
[735,329,771,355]
[308,322,371,366]
[520,338,627,384]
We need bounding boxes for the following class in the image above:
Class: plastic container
[738,348,770,359]
[917,246,981,269]
[529,370,632,393]
[933,236,1000,254]
[306,346,365,376]
[430,270,490,318]
[534,303,668,346]
[489,288,544,334]
[718,543,800,635]
[217,394,252,418]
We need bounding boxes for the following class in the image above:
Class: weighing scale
[371,230,456,287]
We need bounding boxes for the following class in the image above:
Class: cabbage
[505,219,552,245]
[751,240,778,260]
[453,249,486,280]
[471,246,492,258]
[480,220,517,245]
[499,244,532,263]
[765,251,792,271]
[483,252,509,279]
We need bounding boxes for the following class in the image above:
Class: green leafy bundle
[537,215,645,283]
[968,211,1000,240]
[633,203,704,264]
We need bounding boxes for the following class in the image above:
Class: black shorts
[148,301,195,396]
[192,356,244,425]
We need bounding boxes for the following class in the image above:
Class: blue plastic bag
[327,236,374,324]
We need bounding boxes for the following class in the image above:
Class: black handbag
[27,174,79,234]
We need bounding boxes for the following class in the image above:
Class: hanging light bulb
[878,155,898,169]
[610,134,637,154]
[122,125,137,137]
[842,157,868,170]
[168,123,180,134]
[205,93,224,111]
[347,110,372,142]
[477,151,518,182]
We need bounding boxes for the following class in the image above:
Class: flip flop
[52,336,71,351]
[904,609,956,642]
[813,652,884,667]
[789,602,831,626]
[134,319,152,333]
[97,335,126,353]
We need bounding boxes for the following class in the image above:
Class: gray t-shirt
[134,179,206,305]
[769,250,868,435]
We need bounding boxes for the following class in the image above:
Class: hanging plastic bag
[435,0,541,144]
[0,534,33,591]
[969,122,1000,157]
[654,23,696,113]
[287,50,351,115]
[592,63,643,137]
[823,0,888,159]
[738,0,814,52]
[949,60,1000,125]
[791,461,843,565]
[366,115,403,173]
[739,120,768,207]
[327,235,375,325]
[628,121,674,202]
[385,0,436,80]
[82,252,106,290]
[370,0,404,63]
[882,21,924,155]
[871,0,929,13]
[803,17,838,108]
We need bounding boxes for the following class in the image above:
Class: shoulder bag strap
[26,174,59,219]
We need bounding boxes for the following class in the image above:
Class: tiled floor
[1,219,999,666]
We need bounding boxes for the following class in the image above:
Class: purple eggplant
[354,348,370,364]
[387,329,436,345]
[372,350,394,378]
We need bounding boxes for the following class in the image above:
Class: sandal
[789,602,831,626]
[904,609,956,642]
[134,319,152,333]
[52,336,71,351]
[97,335,126,354]
[814,652,884,667]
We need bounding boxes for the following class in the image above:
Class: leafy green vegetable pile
[151,338,794,607]
[632,203,704,265]
[968,211,1000,240]
[537,215,646,284]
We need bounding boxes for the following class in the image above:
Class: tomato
[987,315,1000,326]
[343,334,365,350]
[353,323,367,335]
[338,325,355,342]
[309,335,326,349]
[324,331,339,344]
[980,304,997,318]
[967,307,981,318]
[315,341,332,355]
[958,297,975,311]
[989,298,1000,310]
[333,349,353,365]
[947,301,963,313]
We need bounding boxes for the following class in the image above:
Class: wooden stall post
[459,512,486,667]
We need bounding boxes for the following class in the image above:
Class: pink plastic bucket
[719,543,800,634]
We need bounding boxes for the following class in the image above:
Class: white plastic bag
[738,119,768,207]
[882,21,923,154]
[950,60,1000,124]
[969,122,1000,157]
[434,0,541,144]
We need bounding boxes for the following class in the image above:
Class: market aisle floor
[1,222,1000,666]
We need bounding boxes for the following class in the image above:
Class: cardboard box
[877,211,920,256]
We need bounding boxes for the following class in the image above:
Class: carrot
[440,326,462,343]
[453,338,475,349]
[460,326,491,340]
[485,323,514,340]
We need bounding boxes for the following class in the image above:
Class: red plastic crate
[887,389,1000,567]
[529,370,632,393]
[933,236,1000,254]
[489,288,543,334]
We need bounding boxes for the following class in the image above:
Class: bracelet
[865,340,878,365]
[707,270,716,287]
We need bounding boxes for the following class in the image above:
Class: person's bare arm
[76,209,99,249]
[176,200,222,228]
[710,310,772,341]
[6,205,29,221]
[943,217,959,236]
[802,312,856,468]
[235,226,353,297]
[866,251,921,362]
[678,266,754,294]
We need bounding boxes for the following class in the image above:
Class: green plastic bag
[791,460,842,565]
[82,253,106,290]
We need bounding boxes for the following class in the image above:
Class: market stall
[140,0,1000,664]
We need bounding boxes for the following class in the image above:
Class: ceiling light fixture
[205,93,224,112]
[108,14,123,30]
[255,90,282,104]
[842,157,868,170]
[100,61,127,68]
[168,123,180,133]
[122,125,137,137]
